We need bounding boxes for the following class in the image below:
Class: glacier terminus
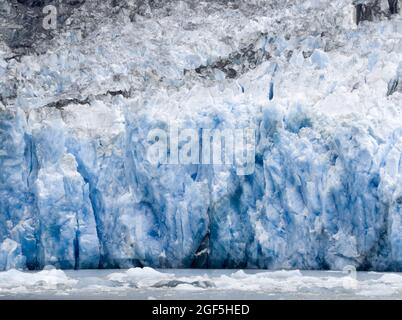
[1,0,402,274]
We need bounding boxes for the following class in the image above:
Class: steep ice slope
[1,0,402,270]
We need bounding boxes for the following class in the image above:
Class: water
[0,268,401,300]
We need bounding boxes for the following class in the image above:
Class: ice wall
[1,0,402,271]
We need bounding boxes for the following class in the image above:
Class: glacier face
[1,0,402,271]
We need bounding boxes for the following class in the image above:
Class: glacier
[1,0,402,271]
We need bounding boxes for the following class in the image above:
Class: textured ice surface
[1,268,402,299]
[1,0,402,271]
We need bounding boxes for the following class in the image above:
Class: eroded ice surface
[1,268,402,299]
[1,0,402,271]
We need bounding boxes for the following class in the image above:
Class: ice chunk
[310,50,329,69]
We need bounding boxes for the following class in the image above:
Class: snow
[1,0,402,271]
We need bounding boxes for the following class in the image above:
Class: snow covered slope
[1,0,402,271]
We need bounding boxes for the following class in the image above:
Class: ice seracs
[1,0,402,271]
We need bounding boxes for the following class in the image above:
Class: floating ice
[0,268,77,291]
[0,267,401,299]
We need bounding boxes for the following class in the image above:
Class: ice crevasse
[1,0,402,271]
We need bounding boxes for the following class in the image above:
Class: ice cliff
[1,0,402,271]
